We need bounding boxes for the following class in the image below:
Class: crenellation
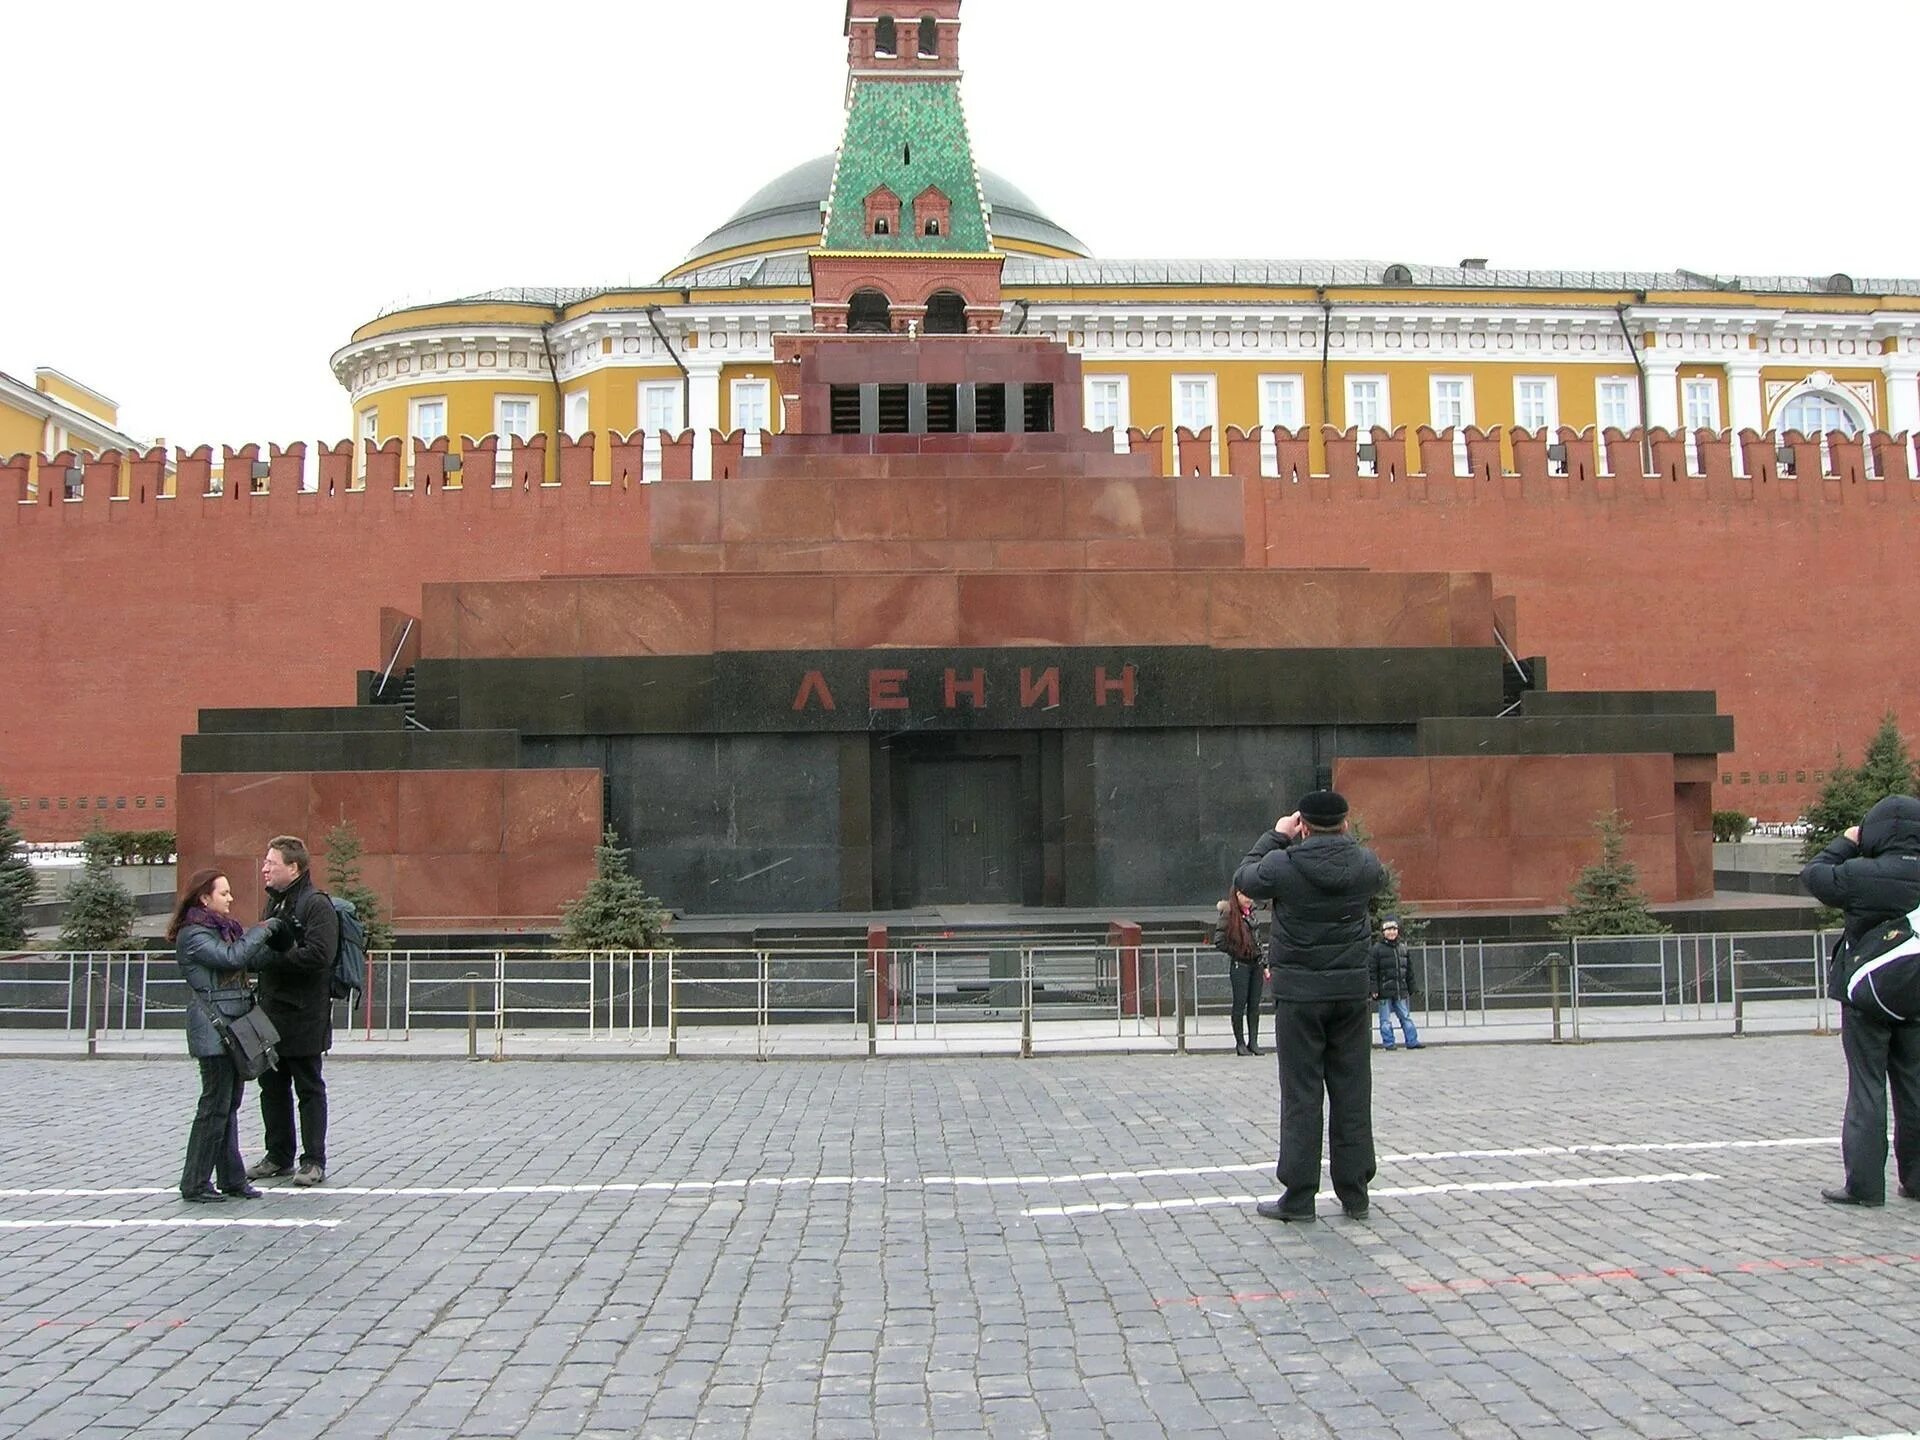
[1869,430,1911,482]
[1174,426,1212,478]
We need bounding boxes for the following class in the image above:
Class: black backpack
[1841,903,1920,1021]
[327,895,368,1001]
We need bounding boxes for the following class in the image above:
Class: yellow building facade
[0,367,141,468]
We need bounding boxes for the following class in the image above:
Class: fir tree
[322,821,394,952]
[558,828,671,951]
[57,824,136,952]
[0,797,36,948]
[1799,712,1919,862]
[1552,810,1668,939]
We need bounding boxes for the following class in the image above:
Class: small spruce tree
[322,821,394,952]
[1350,817,1424,942]
[1552,810,1668,939]
[58,824,137,952]
[0,798,37,948]
[559,828,671,951]
[1799,712,1919,862]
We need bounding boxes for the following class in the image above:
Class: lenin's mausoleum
[7,1,1917,926]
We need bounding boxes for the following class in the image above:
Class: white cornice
[0,371,143,453]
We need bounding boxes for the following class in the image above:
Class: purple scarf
[186,906,245,944]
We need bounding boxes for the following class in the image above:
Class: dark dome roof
[681,153,1090,266]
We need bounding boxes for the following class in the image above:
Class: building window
[1085,375,1129,452]
[873,216,890,236]
[731,378,771,457]
[1345,375,1388,434]
[1683,378,1720,431]
[1023,384,1055,434]
[639,380,683,482]
[495,396,536,484]
[925,218,940,236]
[974,384,1007,433]
[875,14,896,55]
[564,391,589,439]
[1431,377,1474,472]
[407,397,447,485]
[357,408,378,484]
[1173,375,1217,471]
[1780,391,1863,436]
[1258,375,1304,477]
[830,386,862,435]
[1514,377,1558,435]
[918,14,937,56]
[1596,377,1638,432]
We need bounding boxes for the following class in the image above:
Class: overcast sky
[10,0,1917,449]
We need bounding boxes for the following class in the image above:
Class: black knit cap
[1298,790,1349,827]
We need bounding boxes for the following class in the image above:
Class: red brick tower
[812,0,1004,336]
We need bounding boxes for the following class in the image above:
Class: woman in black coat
[169,868,284,1203]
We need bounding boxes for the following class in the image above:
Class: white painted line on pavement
[1021,1170,1723,1218]
[0,1137,1836,1205]
[0,1217,341,1230]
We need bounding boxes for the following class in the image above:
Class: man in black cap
[1234,790,1385,1222]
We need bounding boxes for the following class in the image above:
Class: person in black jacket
[1213,890,1271,1056]
[169,869,290,1202]
[1235,790,1385,1222]
[1800,794,1920,1207]
[248,835,340,1189]
[1369,918,1422,1050]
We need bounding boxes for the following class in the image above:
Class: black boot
[1245,1018,1261,1056]
[1232,1017,1249,1056]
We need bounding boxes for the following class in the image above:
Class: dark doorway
[876,732,1059,907]
[906,758,1021,905]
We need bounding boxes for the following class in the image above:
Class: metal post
[84,956,97,1058]
[1020,949,1033,1059]
[866,958,878,1058]
[494,951,506,1060]
[1814,932,1833,1036]
[758,951,770,1060]
[1547,951,1563,1043]
[465,972,479,1060]
[1174,961,1188,1055]
[1569,936,1582,1042]
[1731,948,1746,1037]
[667,952,679,1058]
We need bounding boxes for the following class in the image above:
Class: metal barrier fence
[0,930,1840,1056]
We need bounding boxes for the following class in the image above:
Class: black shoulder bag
[186,981,282,1080]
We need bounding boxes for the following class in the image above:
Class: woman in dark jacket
[1213,890,1271,1055]
[1800,794,1920,1207]
[170,869,284,1203]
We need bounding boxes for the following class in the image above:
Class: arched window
[849,291,893,334]
[873,216,890,236]
[924,291,966,335]
[1781,391,1863,435]
[924,218,940,237]
[918,15,938,56]
[874,15,896,56]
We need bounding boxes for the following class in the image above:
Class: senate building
[7,0,1918,924]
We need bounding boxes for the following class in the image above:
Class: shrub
[58,824,137,952]
[1552,810,1668,939]
[558,828,672,951]
[1711,811,1752,843]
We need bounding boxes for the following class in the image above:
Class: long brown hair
[167,868,226,942]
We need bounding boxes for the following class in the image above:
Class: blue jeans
[1378,997,1418,1048]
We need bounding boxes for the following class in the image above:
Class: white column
[1643,351,1680,432]
[687,358,723,482]
[1725,358,1763,434]
[1884,357,1920,437]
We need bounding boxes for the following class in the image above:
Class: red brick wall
[173,768,602,929]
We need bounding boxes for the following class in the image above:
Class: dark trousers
[1230,963,1264,1048]
[1839,1005,1920,1203]
[258,1054,328,1169]
[181,1057,247,1198]
[1273,998,1375,1214]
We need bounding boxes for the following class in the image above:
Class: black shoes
[1246,1043,1261,1056]
[1342,1201,1370,1221]
[1235,1043,1252,1056]
[1406,1043,1425,1050]
[221,1184,263,1199]
[1901,1186,1920,1201]
[1255,1199,1315,1223]
[1820,1187,1885,1207]
[182,1189,225,1204]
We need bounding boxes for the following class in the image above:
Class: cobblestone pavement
[1,1035,1917,1439]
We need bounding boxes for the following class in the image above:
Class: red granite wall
[173,768,602,929]
[1335,753,1717,906]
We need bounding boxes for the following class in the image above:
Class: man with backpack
[248,835,340,1189]
[1800,794,1920,1208]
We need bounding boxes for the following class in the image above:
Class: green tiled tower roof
[822,80,992,253]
